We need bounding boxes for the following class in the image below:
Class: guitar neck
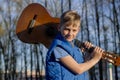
[74,39,120,66]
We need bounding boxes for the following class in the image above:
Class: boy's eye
[73,30,76,32]
[64,28,69,31]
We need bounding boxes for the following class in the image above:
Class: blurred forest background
[0,0,120,80]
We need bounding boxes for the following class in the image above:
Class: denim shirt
[46,33,89,80]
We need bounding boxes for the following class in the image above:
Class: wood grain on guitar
[16,3,120,66]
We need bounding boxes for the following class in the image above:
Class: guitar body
[16,3,60,48]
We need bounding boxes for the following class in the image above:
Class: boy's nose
[68,31,73,35]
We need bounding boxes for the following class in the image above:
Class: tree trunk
[61,0,63,13]
[94,0,103,80]
[30,45,33,80]
[68,0,71,10]
[24,46,28,80]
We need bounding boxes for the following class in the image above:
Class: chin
[66,39,73,42]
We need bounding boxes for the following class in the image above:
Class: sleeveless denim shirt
[46,33,89,80]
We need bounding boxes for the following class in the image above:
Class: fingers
[94,46,104,53]
[84,41,94,49]
[91,46,104,60]
[83,41,104,54]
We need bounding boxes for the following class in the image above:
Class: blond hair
[60,10,81,27]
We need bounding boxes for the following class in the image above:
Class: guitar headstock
[102,52,120,66]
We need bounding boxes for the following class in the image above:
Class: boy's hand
[92,46,104,60]
[83,41,103,61]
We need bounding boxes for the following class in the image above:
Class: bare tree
[111,0,119,80]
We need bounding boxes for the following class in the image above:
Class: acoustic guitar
[16,3,60,48]
[16,3,120,66]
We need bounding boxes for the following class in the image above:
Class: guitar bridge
[27,15,37,34]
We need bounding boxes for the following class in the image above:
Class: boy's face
[59,23,80,42]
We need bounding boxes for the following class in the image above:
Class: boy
[46,10,103,80]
